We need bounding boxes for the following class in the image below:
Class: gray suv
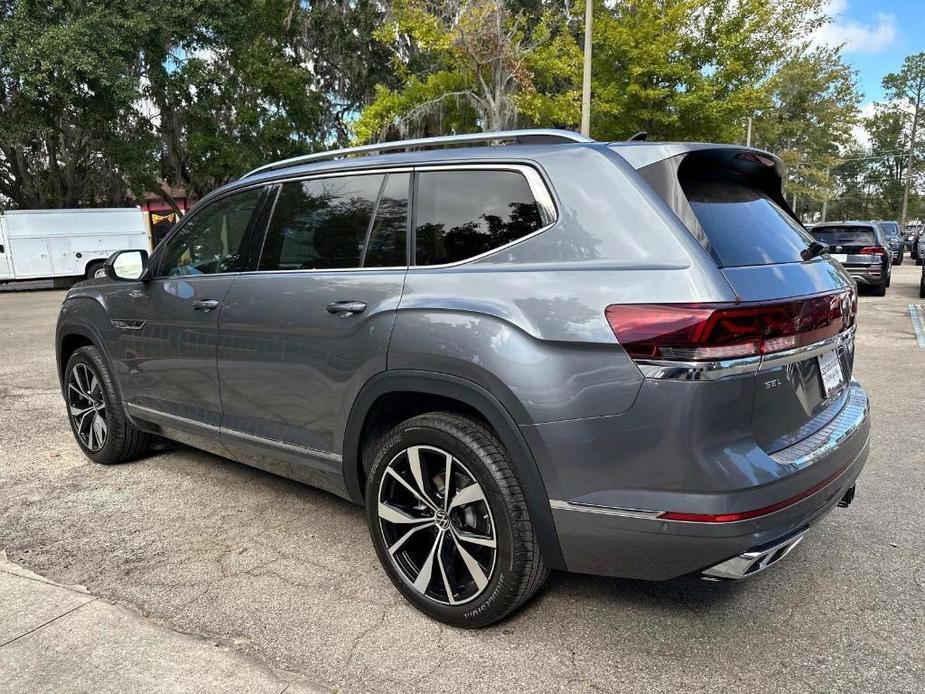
[56,130,870,627]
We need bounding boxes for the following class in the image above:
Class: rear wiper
[801,241,828,261]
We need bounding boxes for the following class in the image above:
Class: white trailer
[0,208,149,285]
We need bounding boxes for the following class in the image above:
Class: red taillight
[859,246,885,256]
[605,290,856,362]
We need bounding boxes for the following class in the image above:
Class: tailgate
[632,146,858,454]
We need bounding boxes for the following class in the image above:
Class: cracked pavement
[1,269,923,693]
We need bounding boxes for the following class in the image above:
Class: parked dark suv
[874,220,904,265]
[56,130,870,627]
[810,222,891,296]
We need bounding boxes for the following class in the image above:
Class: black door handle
[325,300,367,316]
[193,299,221,312]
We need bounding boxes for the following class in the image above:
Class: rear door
[216,171,410,488]
[636,148,856,454]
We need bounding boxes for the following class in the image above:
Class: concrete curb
[0,552,327,694]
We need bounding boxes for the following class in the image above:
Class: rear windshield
[811,227,877,246]
[681,170,813,268]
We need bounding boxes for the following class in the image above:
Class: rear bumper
[845,266,885,285]
[540,381,870,580]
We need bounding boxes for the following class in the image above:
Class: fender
[342,369,566,570]
[55,298,119,397]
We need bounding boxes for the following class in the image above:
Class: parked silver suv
[56,130,870,627]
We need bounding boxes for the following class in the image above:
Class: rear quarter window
[680,169,813,268]
[413,169,546,265]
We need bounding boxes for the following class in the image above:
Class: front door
[108,186,268,433]
[217,172,410,491]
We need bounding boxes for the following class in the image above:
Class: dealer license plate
[831,253,847,263]
[818,350,845,397]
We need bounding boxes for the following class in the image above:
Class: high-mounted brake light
[605,289,856,362]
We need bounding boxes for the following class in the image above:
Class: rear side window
[414,170,545,265]
[681,170,812,268]
[811,227,877,246]
[260,173,409,271]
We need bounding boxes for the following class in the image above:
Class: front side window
[259,173,409,271]
[414,170,545,266]
[158,188,263,277]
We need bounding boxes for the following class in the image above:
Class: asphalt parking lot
[1,268,923,693]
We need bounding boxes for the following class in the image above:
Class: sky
[813,0,924,104]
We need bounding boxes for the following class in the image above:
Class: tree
[355,0,829,144]
[132,1,326,210]
[292,0,400,146]
[353,0,557,142]
[751,46,861,220]
[882,52,925,225]
[0,1,147,208]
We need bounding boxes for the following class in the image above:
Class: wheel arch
[343,369,566,570]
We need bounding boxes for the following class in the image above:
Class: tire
[365,412,548,628]
[920,277,925,299]
[871,283,887,297]
[85,261,106,280]
[64,346,152,464]
[894,254,903,266]
[917,258,923,266]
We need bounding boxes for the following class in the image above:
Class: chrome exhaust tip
[701,530,807,581]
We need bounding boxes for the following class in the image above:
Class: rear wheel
[65,346,151,464]
[871,283,887,297]
[920,276,925,299]
[365,412,548,627]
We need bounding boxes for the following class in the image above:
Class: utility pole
[821,167,830,222]
[901,100,920,227]
[580,0,593,137]
[746,117,752,147]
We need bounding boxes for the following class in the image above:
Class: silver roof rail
[241,129,593,179]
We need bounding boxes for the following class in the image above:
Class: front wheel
[366,412,548,627]
[64,346,152,464]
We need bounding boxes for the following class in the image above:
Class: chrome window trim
[637,326,856,381]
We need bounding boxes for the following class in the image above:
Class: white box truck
[0,208,149,286]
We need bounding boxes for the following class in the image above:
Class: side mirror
[104,249,150,282]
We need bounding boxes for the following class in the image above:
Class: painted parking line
[909,304,925,348]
